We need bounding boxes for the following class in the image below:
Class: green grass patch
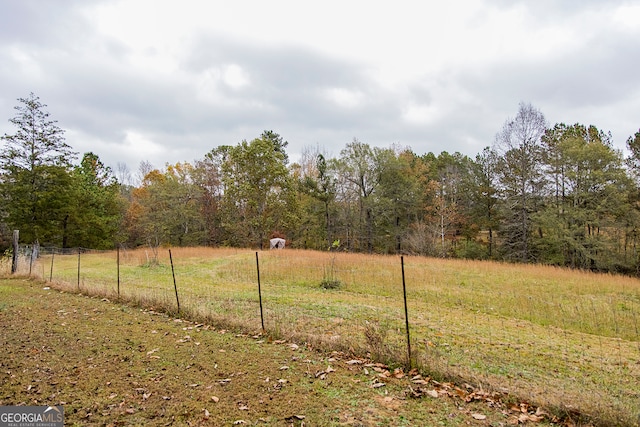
[0,278,540,426]
[18,247,640,426]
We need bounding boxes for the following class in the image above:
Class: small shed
[269,238,286,249]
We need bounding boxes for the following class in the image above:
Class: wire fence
[3,245,640,425]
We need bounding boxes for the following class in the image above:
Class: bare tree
[116,162,133,187]
[136,160,154,186]
[493,102,547,262]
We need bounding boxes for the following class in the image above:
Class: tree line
[2,93,640,274]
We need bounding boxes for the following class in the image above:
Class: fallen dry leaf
[211,396,219,403]
[472,413,487,420]
[426,389,439,398]
[285,414,306,421]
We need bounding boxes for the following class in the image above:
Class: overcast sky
[1,0,639,174]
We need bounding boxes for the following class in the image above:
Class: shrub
[319,278,342,289]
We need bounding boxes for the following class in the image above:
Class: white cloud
[401,103,440,125]
[123,130,166,160]
[222,64,250,89]
[612,3,640,32]
[323,88,363,109]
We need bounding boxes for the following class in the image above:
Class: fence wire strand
[2,245,640,424]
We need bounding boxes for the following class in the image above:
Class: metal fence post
[256,252,265,332]
[169,249,180,312]
[401,256,412,368]
[11,230,18,274]
[117,245,120,299]
[77,248,81,290]
[49,250,55,282]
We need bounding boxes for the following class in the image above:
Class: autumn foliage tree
[3,94,640,276]
[125,163,205,248]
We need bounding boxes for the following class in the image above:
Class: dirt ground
[0,279,555,426]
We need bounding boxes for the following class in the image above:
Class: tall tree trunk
[11,230,19,274]
[325,199,331,249]
[62,215,69,248]
[488,228,493,257]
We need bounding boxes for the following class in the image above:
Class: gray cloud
[1,0,639,172]
[0,0,101,44]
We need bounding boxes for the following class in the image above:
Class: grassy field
[1,279,553,426]
[0,279,552,427]
[7,247,640,426]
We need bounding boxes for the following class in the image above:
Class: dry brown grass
[5,279,528,426]
[11,247,640,426]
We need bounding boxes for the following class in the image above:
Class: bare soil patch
[1,279,562,426]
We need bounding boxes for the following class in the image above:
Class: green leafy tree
[220,132,297,248]
[402,153,435,255]
[539,124,632,270]
[261,130,289,164]
[65,152,122,248]
[313,153,337,248]
[537,123,574,264]
[469,147,500,258]
[0,93,77,245]
[373,147,423,253]
[430,152,474,257]
[625,129,640,181]
[334,139,381,252]
[409,151,475,257]
[624,129,640,269]
[295,147,338,250]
